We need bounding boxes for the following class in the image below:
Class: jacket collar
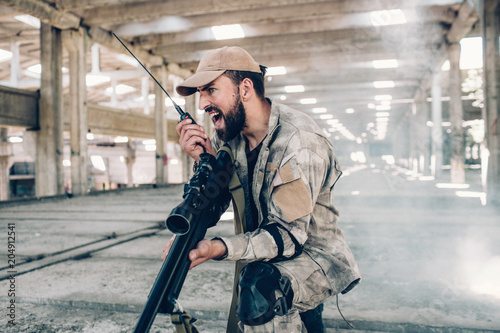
[261,98,280,149]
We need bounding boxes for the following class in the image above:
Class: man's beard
[215,95,246,142]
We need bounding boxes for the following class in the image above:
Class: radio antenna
[112,32,191,120]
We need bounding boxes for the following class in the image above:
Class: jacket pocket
[271,161,313,222]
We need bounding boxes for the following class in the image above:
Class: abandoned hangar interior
[0,0,499,205]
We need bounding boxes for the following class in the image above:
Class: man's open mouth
[209,109,222,127]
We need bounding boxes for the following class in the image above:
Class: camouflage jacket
[212,100,361,295]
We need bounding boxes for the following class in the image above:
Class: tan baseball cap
[176,46,262,96]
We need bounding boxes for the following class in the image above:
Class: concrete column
[91,43,100,73]
[409,103,418,173]
[411,96,430,175]
[431,70,443,178]
[392,117,410,168]
[142,76,150,115]
[125,143,136,188]
[416,97,431,176]
[0,154,11,200]
[154,65,168,186]
[36,23,64,197]
[482,0,500,204]
[0,128,12,201]
[63,28,89,196]
[10,40,20,87]
[110,80,118,107]
[449,43,466,183]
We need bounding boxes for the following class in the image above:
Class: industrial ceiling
[0,0,481,148]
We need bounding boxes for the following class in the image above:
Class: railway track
[0,223,166,281]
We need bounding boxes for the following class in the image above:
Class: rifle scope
[166,150,231,235]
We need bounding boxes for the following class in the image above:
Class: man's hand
[176,118,215,161]
[162,236,227,269]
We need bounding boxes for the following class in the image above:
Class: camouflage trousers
[238,252,332,332]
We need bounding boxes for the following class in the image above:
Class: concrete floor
[0,163,499,333]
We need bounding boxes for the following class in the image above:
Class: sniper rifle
[113,33,233,333]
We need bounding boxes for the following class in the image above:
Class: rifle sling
[171,311,200,333]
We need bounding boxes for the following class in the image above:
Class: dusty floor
[1,165,499,332]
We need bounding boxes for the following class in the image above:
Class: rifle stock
[134,147,233,333]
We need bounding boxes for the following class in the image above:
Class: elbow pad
[261,223,303,261]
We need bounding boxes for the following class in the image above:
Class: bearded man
[163,46,361,332]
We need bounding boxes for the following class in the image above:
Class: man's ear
[239,78,254,101]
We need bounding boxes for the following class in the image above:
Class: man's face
[198,75,246,142]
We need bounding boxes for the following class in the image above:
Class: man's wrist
[211,237,228,260]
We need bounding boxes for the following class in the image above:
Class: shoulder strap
[217,145,246,233]
[217,145,246,333]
